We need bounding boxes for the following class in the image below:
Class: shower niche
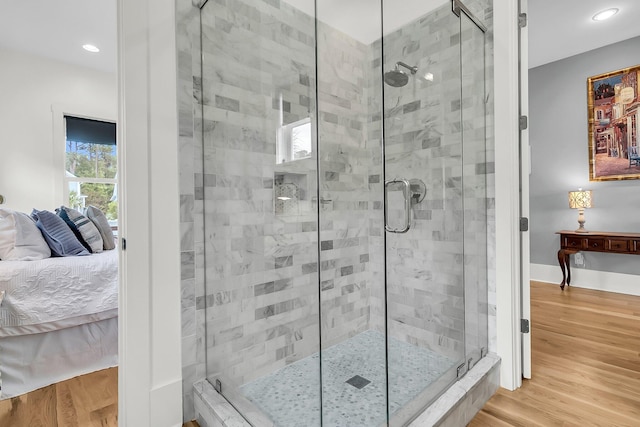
[273,172,310,216]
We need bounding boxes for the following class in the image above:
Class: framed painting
[587,64,640,181]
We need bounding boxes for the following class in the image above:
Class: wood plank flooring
[2,281,637,426]
[0,367,117,427]
[469,281,640,427]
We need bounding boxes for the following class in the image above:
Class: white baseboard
[531,263,640,296]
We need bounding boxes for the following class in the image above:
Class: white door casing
[118,0,183,424]
[494,0,524,391]
[519,0,532,381]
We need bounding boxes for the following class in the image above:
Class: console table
[556,230,640,290]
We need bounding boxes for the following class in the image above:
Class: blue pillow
[31,209,89,257]
[56,206,104,253]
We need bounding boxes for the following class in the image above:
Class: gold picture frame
[587,64,640,181]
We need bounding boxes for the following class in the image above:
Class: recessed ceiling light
[82,44,100,53]
[592,8,619,21]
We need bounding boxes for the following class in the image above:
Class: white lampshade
[568,190,592,209]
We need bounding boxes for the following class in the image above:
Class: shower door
[314,1,389,426]
[314,0,488,425]
[381,2,469,425]
[460,7,489,377]
[200,0,322,425]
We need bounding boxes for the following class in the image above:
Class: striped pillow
[30,209,89,257]
[57,206,104,253]
[85,205,116,250]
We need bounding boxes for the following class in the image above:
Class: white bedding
[0,250,118,337]
[0,317,118,399]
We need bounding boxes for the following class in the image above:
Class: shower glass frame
[198,0,489,425]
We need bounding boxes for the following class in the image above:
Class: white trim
[119,0,183,424]
[519,0,531,381]
[493,1,522,391]
[531,263,640,296]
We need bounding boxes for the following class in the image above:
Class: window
[276,118,312,164]
[64,116,117,222]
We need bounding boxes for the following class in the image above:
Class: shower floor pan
[240,330,454,427]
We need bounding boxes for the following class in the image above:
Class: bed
[0,250,118,399]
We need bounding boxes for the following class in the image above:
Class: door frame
[118,0,183,424]
[519,0,532,380]
[494,0,525,390]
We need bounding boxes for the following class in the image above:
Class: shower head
[384,62,418,87]
[384,68,409,87]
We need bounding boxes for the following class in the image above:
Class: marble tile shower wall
[199,0,321,388]
[197,0,379,394]
[364,46,386,337]
[177,0,203,421]
[373,4,468,360]
[316,23,380,349]
[368,1,495,360]
[461,8,491,358]
[177,0,495,422]
[460,0,496,355]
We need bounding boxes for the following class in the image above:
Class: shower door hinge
[520,217,529,232]
[519,13,528,28]
[214,379,222,393]
[519,115,528,131]
[121,238,127,251]
[456,362,467,378]
[521,318,530,334]
[467,357,476,371]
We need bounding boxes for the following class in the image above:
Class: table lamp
[568,189,592,233]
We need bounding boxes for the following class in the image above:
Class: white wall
[0,47,116,213]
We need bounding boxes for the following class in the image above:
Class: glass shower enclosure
[199,0,488,425]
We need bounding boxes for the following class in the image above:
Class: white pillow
[0,208,51,261]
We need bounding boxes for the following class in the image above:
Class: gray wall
[529,36,640,275]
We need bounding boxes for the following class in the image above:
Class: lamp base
[575,209,588,233]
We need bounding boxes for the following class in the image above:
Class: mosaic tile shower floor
[240,330,455,427]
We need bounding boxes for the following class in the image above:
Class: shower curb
[193,353,500,427]
[410,353,501,427]
[193,380,251,427]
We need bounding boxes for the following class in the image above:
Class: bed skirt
[0,316,118,399]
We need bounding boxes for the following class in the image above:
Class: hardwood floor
[3,281,637,426]
[469,281,640,427]
[0,367,117,427]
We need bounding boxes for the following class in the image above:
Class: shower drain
[345,375,371,389]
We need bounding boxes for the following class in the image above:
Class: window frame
[276,117,312,164]
[52,105,117,211]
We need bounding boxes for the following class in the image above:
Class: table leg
[557,249,577,290]
[565,251,572,287]
[557,249,567,290]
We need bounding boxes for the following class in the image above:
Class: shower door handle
[384,179,411,233]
